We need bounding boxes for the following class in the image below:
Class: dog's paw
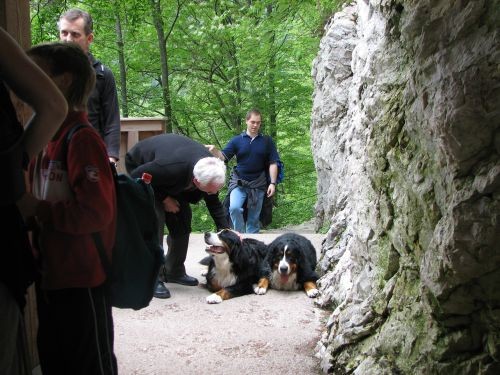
[306,288,319,298]
[200,269,208,277]
[253,284,267,295]
[206,293,223,304]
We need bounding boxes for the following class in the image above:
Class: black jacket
[88,53,121,160]
[125,134,229,230]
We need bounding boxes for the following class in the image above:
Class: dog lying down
[203,229,267,304]
[254,233,320,298]
[203,230,319,303]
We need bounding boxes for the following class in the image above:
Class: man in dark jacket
[58,8,121,163]
[126,134,229,299]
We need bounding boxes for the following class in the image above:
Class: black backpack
[66,125,164,310]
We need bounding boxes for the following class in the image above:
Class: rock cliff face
[311,1,500,373]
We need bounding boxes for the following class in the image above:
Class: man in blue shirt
[208,109,279,233]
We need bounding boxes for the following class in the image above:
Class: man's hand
[267,183,276,197]
[162,196,180,213]
[16,192,40,220]
[205,145,224,160]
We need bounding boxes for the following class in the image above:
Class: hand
[162,196,180,213]
[16,192,40,220]
[205,145,224,160]
[267,183,276,197]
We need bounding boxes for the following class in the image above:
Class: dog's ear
[267,240,284,263]
[220,229,241,250]
[295,246,305,266]
[266,241,277,259]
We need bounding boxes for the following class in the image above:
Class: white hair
[193,157,226,186]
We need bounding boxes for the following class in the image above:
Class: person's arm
[205,145,225,160]
[206,136,237,163]
[101,67,121,162]
[267,163,278,197]
[128,159,187,196]
[204,194,230,229]
[0,27,67,158]
[266,136,280,197]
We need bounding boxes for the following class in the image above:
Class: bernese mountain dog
[203,229,267,304]
[254,233,319,298]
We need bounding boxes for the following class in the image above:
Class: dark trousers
[155,198,191,277]
[36,283,117,375]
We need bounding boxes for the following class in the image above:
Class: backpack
[276,160,284,184]
[66,125,164,310]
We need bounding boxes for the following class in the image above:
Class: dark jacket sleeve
[126,157,190,201]
[101,67,121,160]
[204,193,230,230]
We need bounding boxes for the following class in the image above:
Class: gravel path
[113,232,326,375]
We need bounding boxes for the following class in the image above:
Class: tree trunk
[266,4,277,139]
[150,0,173,133]
[114,4,128,117]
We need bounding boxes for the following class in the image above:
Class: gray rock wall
[311,1,500,373]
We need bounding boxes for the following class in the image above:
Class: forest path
[113,231,326,375]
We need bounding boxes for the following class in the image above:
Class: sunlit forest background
[30,0,345,231]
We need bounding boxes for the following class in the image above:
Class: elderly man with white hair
[125,134,229,299]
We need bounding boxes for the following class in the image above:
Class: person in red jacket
[25,42,118,375]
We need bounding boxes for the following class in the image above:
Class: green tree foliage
[29,0,347,231]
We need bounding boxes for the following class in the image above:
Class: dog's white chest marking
[211,257,237,288]
[270,271,299,290]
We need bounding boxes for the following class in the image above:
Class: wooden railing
[117,117,166,173]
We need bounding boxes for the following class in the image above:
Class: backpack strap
[63,123,113,277]
[62,124,87,168]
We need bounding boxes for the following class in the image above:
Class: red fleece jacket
[29,111,116,290]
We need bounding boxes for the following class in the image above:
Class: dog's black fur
[255,233,319,298]
[203,229,267,304]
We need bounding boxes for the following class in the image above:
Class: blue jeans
[229,187,265,233]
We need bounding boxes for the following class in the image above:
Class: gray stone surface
[311,0,500,373]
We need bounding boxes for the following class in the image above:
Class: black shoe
[153,281,171,299]
[165,274,199,286]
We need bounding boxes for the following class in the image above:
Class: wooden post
[0,0,30,49]
[1,1,41,371]
[118,117,166,173]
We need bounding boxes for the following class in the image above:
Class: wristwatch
[270,182,276,185]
